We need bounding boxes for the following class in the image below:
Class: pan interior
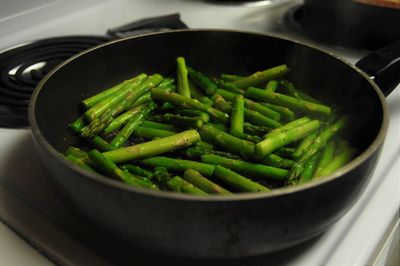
[32,30,383,164]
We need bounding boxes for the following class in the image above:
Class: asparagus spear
[244,98,281,122]
[150,166,170,190]
[245,87,332,117]
[80,112,114,138]
[141,121,179,132]
[105,75,161,117]
[184,146,242,160]
[265,80,279,92]
[88,149,158,190]
[69,115,115,151]
[168,109,210,123]
[151,88,229,124]
[159,102,175,111]
[139,156,216,177]
[69,116,86,133]
[263,116,311,138]
[212,78,245,94]
[244,108,282,128]
[110,104,153,148]
[103,104,147,134]
[117,102,154,136]
[292,132,318,159]
[81,78,133,109]
[133,126,177,139]
[297,152,321,185]
[261,102,294,121]
[149,113,204,129]
[288,116,349,184]
[103,129,200,163]
[130,92,152,108]
[152,166,209,195]
[232,64,289,89]
[314,141,336,177]
[158,78,175,91]
[84,73,147,121]
[176,57,191,98]
[167,176,209,195]
[220,73,244,82]
[254,120,321,159]
[243,122,272,136]
[198,124,255,159]
[216,89,281,121]
[230,94,245,137]
[195,141,215,151]
[212,93,282,128]
[315,145,357,178]
[120,164,153,179]
[201,154,288,181]
[280,80,321,104]
[183,169,232,195]
[187,66,218,95]
[212,94,232,113]
[89,136,115,152]
[189,82,213,105]
[65,147,96,172]
[213,166,270,193]
[65,154,96,172]
[258,153,295,169]
[275,147,296,158]
[65,146,89,159]
[81,75,163,137]
[239,132,262,143]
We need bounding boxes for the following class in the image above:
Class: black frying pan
[28,29,399,258]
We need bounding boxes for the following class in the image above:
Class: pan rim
[28,28,390,202]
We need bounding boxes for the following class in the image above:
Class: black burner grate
[0,13,187,128]
[0,36,110,128]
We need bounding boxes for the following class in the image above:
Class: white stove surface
[0,0,399,265]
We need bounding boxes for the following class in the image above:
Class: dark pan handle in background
[355,40,400,97]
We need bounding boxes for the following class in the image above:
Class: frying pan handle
[355,40,400,97]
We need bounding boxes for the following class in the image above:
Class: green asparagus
[103,129,200,163]
[183,169,232,195]
[213,166,270,193]
[88,149,158,190]
[254,120,321,159]
[232,64,289,89]
[139,156,216,177]
[151,88,229,124]
[288,115,350,184]
[66,58,357,194]
[199,124,255,159]
[176,57,191,98]
[230,94,245,137]
[245,87,332,117]
[84,73,147,122]
[187,66,218,95]
[202,154,288,181]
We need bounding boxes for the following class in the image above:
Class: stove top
[0,36,109,127]
[0,12,187,128]
[0,0,399,265]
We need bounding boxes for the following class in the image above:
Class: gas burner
[0,13,187,128]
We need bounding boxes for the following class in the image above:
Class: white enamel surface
[0,0,399,265]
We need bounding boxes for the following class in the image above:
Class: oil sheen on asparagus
[65,57,357,195]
